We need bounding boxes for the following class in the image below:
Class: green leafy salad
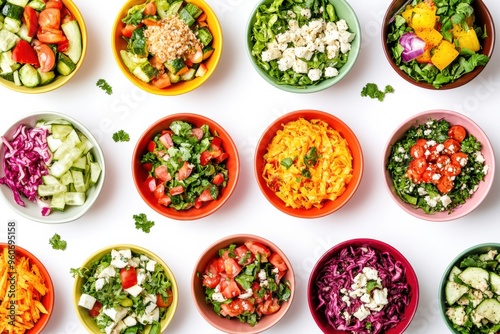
[71,248,174,334]
[250,0,356,87]
[386,118,488,214]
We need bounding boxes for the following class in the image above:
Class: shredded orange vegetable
[262,118,353,209]
[0,247,49,334]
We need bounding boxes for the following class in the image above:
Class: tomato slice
[451,152,468,167]
[144,176,156,192]
[176,161,193,181]
[234,245,254,266]
[151,72,171,88]
[191,128,204,141]
[214,152,229,164]
[121,24,136,38]
[38,8,61,29]
[198,189,214,202]
[37,27,67,44]
[203,258,223,288]
[244,241,271,262]
[448,125,466,142]
[12,40,39,66]
[269,252,288,272]
[154,165,171,182]
[158,195,171,207]
[34,44,55,73]
[45,0,63,9]
[169,185,184,196]
[257,298,281,315]
[156,289,173,308]
[220,278,240,299]
[147,140,156,152]
[23,6,39,38]
[153,183,165,200]
[437,175,454,194]
[143,2,157,15]
[159,133,173,148]
[200,151,212,166]
[120,267,137,289]
[89,301,102,318]
[224,257,242,278]
[212,173,224,185]
[443,139,461,155]
[57,39,69,52]
[211,137,222,148]
[410,144,424,159]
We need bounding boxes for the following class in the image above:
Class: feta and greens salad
[386,118,488,214]
[444,249,500,333]
[250,0,356,87]
[71,248,174,334]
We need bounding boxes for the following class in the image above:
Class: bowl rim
[307,238,419,333]
[0,243,55,333]
[254,109,364,218]
[132,112,240,220]
[381,0,496,90]
[383,109,495,222]
[0,111,106,224]
[245,0,362,93]
[72,243,178,332]
[191,233,295,334]
[111,0,223,96]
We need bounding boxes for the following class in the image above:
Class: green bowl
[246,0,361,93]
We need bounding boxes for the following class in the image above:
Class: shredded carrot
[262,118,353,209]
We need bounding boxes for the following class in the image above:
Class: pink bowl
[383,109,495,222]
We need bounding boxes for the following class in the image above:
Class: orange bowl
[132,113,239,220]
[191,234,295,333]
[0,243,54,333]
[255,110,363,218]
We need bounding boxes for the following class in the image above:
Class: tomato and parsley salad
[200,242,292,326]
[0,0,83,87]
[141,120,229,210]
[386,118,488,214]
[386,0,489,89]
[72,248,174,334]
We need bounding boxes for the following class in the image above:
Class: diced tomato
[60,6,74,24]
[142,162,153,172]
[443,139,461,155]
[221,299,255,317]
[416,138,427,147]
[436,155,451,169]
[23,6,38,38]
[252,282,264,304]
[220,278,240,299]
[224,257,242,278]
[210,145,222,157]
[410,144,424,159]
[437,175,454,194]
[12,40,39,66]
[421,165,440,184]
[37,27,66,44]
[451,152,468,167]
[443,162,461,177]
[56,39,69,52]
[154,165,172,182]
[198,189,214,202]
[191,128,204,141]
[196,12,207,23]
[34,43,55,73]
[194,197,203,209]
[406,167,422,184]
[38,8,60,29]
[151,72,171,88]
[212,173,224,185]
[257,298,281,315]
[244,242,271,262]
[448,125,466,142]
[120,267,137,289]
[158,195,171,207]
[157,289,173,308]
[169,185,184,196]
[121,24,136,38]
[143,1,157,15]
[269,252,288,272]
[211,137,222,148]
[89,301,102,318]
[45,0,63,9]
[159,132,174,148]
[147,140,156,152]
[153,183,165,200]
[426,145,440,162]
[234,245,255,266]
[203,258,223,288]
[409,157,427,175]
[144,176,156,192]
[200,151,213,166]
[176,161,193,181]
[214,152,229,164]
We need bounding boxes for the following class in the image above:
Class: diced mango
[416,46,432,63]
[402,6,414,24]
[431,40,460,71]
[457,28,481,52]
[452,24,463,38]
[411,2,437,30]
[415,28,443,47]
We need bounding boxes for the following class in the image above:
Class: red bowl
[132,113,239,220]
[255,109,363,218]
[307,238,419,333]
[0,243,54,333]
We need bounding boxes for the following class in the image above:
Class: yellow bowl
[112,0,223,96]
[73,244,178,332]
[0,0,87,94]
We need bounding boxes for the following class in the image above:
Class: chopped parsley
[133,213,155,233]
[112,130,130,142]
[280,157,293,169]
[96,79,113,95]
[361,83,394,101]
[49,233,67,250]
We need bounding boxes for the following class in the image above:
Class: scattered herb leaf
[112,130,130,142]
[49,233,67,250]
[133,213,155,233]
[96,79,113,95]
[280,157,293,169]
[361,83,394,101]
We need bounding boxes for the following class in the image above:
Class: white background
[1,0,500,333]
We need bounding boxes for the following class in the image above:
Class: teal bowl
[246,0,361,93]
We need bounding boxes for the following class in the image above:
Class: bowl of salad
[0,0,87,93]
[382,0,495,90]
[132,113,239,220]
[439,243,500,333]
[192,234,294,333]
[384,109,494,222]
[308,238,419,333]
[246,0,361,93]
[0,112,105,224]
[0,243,54,333]
[72,244,178,334]
[112,0,222,96]
[255,109,363,218]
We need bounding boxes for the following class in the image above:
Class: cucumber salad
[119,0,215,89]
[444,249,500,333]
[72,248,174,334]
[0,0,83,87]
[386,118,488,214]
[0,118,101,216]
[250,0,356,87]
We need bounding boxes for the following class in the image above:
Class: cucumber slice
[476,299,500,324]
[61,20,82,64]
[448,266,462,282]
[71,156,87,171]
[37,184,66,197]
[65,192,85,206]
[90,162,101,185]
[56,52,76,76]
[0,29,21,52]
[42,175,62,186]
[50,192,65,211]
[3,17,21,34]
[71,169,86,193]
[490,272,500,295]
[38,68,55,85]
[445,281,469,306]
[27,0,45,11]
[19,63,40,87]
[51,124,74,139]
[180,68,196,81]
[78,131,94,154]
[166,0,183,16]
[60,170,73,186]
[6,0,29,8]
[458,267,490,291]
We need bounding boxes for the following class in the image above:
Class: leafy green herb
[280,157,293,169]
[121,4,145,25]
[301,168,311,179]
[70,267,88,278]
[366,280,381,294]
[112,130,130,142]
[133,213,155,233]
[361,83,394,101]
[96,79,113,95]
[49,233,67,250]
[304,147,319,167]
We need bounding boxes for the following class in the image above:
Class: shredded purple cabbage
[0,124,52,215]
[313,245,411,334]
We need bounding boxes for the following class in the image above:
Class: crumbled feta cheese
[95,278,106,291]
[212,292,226,302]
[475,151,485,163]
[424,195,438,208]
[123,316,137,327]
[300,8,311,18]
[261,49,282,62]
[103,306,128,322]
[426,140,436,146]
[258,269,267,281]
[78,293,96,310]
[441,195,452,207]
[483,164,489,175]
[97,265,117,279]
[308,68,322,81]
[423,129,432,136]
[125,284,143,297]
[436,144,444,152]
[362,267,378,280]
[324,67,339,77]
[238,288,253,299]
[353,305,370,321]
[417,187,427,196]
[146,260,157,272]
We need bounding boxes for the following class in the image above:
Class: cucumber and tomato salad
[141,120,229,211]
[0,0,83,87]
[201,242,292,326]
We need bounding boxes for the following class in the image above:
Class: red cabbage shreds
[0,124,51,211]
[313,245,411,334]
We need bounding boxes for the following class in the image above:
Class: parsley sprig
[96,79,113,95]
[49,233,67,250]
[361,83,394,101]
[112,130,130,142]
[133,213,155,233]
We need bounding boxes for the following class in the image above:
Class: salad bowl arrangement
[255,109,363,218]
[112,0,222,95]
[0,0,87,93]
[384,109,494,222]
[382,0,495,90]
[132,113,239,220]
[191,234,294,333]
[246,0,361,93]
[0,112,105,224]
[307,238,419,333]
